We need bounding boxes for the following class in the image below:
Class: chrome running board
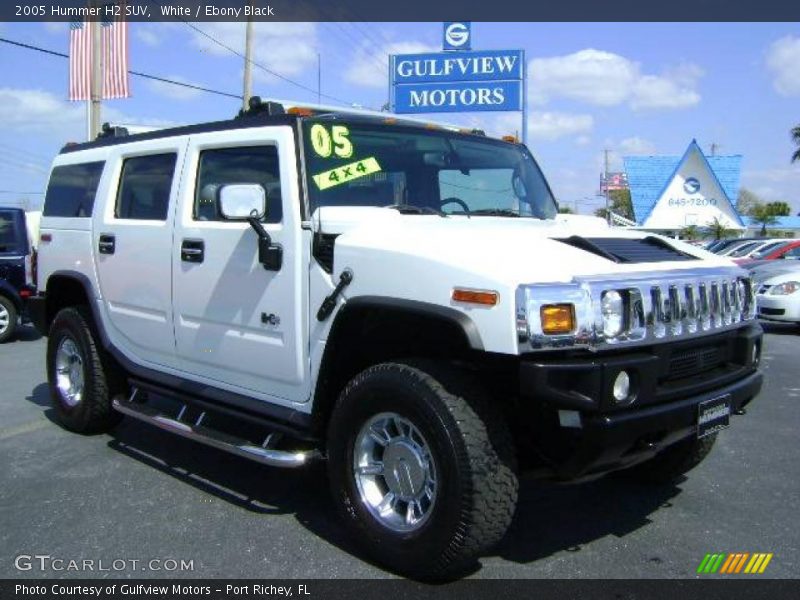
[112,391,317,469]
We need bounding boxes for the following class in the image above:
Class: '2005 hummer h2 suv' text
[30,100,763,579]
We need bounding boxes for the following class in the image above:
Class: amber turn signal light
[540,304,575,334]
[452,289,499,306]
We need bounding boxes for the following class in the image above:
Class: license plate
[697,395,731,438]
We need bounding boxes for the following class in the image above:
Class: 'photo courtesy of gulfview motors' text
[0,0,798,592]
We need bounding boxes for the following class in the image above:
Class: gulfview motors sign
[390,50,524,114]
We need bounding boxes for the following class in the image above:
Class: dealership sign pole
[389,23,527,145]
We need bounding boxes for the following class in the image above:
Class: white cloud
[43,22,67,35]
[490,111,594,142]
[618,136,657,155]
[0,88,84,139]
[0,88,178,143]
[529,49,703,110]
[742,166,800,213]
[345,41,438,89]
[766,36,800,96]
[146,75,202,101]
[189,22,319,83]
[136,26,162,47]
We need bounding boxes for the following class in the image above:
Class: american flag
[68,4,130,102]
[101,7,130,99]
[68,18,91,101]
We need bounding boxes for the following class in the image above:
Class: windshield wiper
[468,208,522,217]
[384,204,447,217]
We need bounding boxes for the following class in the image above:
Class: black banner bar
[4,0,800,22]
[2,580,799,600]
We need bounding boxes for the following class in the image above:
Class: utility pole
[603,148,611,225]
[89,2,102,140]
[317,52,321,104]
[242,1,254,111]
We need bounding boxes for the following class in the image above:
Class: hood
[761,267,800,287]
[314,207,734,285]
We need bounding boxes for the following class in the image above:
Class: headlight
[767,281,800,295]
[601,290,625,338]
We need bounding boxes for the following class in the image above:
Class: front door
[171,127,308,405]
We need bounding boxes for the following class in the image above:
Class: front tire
[327,361,518,580]
[47,306,125,433]
[0,295,18,343]
[618,433,718,484]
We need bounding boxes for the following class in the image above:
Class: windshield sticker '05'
[312,157,382,191]
[310,124,353,159]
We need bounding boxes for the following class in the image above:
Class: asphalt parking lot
[1,324,798,580]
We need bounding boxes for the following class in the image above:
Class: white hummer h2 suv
[30,99,763,579]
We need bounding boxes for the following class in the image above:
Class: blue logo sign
[443,22,471,51]
[394,81,523,114]
[390,49,524,114]
[684,177,701,194]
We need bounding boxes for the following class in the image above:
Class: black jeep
[0,207,36,342]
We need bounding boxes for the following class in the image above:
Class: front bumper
[518,323,763,479]
[756,294,800,323]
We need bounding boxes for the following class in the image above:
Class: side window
[43,162,105,218]
[784,246,800,259]
[194,146,282,223]
[116,153,177,221]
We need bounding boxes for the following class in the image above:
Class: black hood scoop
[556,235,697,264]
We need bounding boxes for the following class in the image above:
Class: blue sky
[1,21,798,215]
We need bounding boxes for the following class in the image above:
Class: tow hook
[317,269,353,321]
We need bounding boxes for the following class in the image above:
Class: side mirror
[218,184,266,220]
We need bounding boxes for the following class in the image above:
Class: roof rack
[241,96,475,133]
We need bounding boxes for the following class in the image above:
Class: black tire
[47,306,125,433]
[0,295,18,343]
[327,360,518,580]
[618,433,718,484]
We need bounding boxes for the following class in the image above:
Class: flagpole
[242,0,254,111]
[89,0,102,139]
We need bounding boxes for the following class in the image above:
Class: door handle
[98,234,115,255]
[181,239,205,263]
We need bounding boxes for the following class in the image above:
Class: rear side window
[194,146,283,223]
[43,162,105,218]
[0,211,23,253]
[116,153,177,221]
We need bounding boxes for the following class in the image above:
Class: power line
[0,36,242,100]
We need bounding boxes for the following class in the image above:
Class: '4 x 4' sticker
[312,157,381,191]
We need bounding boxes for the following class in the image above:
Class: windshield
[301,118,557,219]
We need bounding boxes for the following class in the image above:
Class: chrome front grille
[517,267,756,351]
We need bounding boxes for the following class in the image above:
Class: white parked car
[756,267,800,325]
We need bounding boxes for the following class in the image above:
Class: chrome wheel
[0,303,9,335]
[353,412,438,532]
[55,337,84,407]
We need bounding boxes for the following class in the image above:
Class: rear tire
[327,361,518,580]
[618,433,718,484]
[0,295,18,343]
[47,306,125,433]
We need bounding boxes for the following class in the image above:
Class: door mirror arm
[247,216,282,271]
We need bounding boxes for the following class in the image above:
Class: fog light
[612,371,631,403]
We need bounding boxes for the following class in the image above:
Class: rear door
[94,139,187,367]
[171,127,309,405]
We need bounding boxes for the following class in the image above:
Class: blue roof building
[623,140,745,232]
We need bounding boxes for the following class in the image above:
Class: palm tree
[793,125,800,163]
[704,217,735,241]
[750,204,778,236]
[680,224,700,241]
